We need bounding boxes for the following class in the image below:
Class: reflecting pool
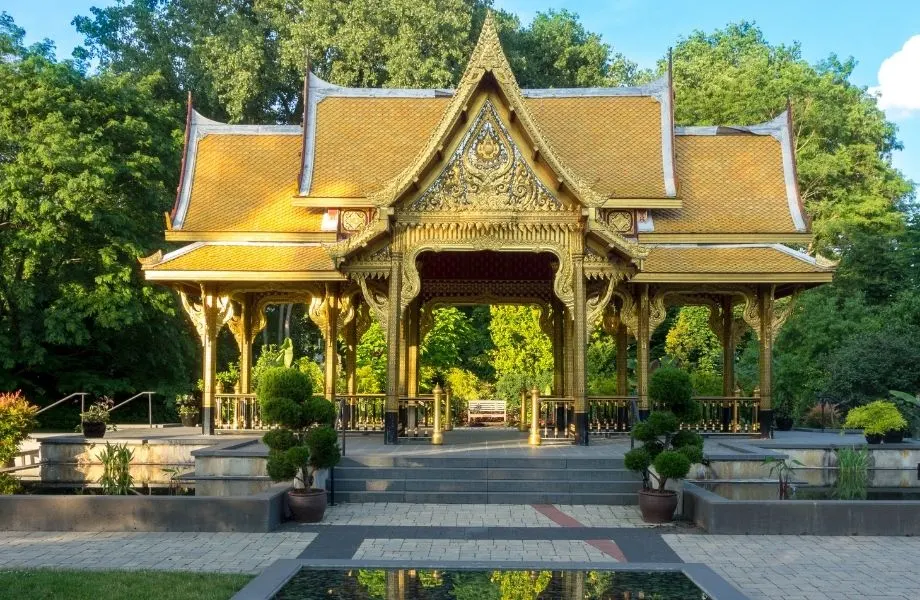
[274,568,711,599]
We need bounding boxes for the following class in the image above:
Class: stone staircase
[329,456,642,504]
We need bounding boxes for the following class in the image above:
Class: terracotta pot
[82,421,106,439]
[775,416,794,431]
[287,488,327,522]
[180,414,197,428]
[865,433,883,444]
[637,489,679,523]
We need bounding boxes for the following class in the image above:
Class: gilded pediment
[404,100,565,214]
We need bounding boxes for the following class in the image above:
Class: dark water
[274,569,709,600]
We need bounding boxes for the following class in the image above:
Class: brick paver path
[665,534,920,600]
[0,531,316,574]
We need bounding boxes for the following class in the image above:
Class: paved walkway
[665,534,920,600]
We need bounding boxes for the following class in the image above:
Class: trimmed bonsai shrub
[844,400,907,436]
[624,368,703,492]
[259,368,339,489]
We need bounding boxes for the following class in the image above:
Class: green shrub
[844,400,907,435]
[834,447,869,500]
[624,405,703,492]
[0,390,37,495]
[258,368,312,404]
[649,367,699,422]
[98,442,134,495]
[803,403,840,428]
[652,450,692,481]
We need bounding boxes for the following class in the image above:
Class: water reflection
[275,568,710,600]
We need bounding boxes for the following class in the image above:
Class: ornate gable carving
[406,100,564,214]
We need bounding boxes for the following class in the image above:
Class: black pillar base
[721,406,732,433]
[201,406,214,435]
[638,408,650,422]
[574,412,588,446]
[384,411,398,445]
[759,409,773,438]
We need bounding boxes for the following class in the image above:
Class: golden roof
[143,243,343,281]
[634,244,834,282]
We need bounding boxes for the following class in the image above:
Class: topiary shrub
[844,400,907,436]
[625,374,703,493]
[259,367,339,489]
[649,367,699,423]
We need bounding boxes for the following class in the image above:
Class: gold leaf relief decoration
[409,101,563,213]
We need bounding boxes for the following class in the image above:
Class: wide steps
[329,456,640,505]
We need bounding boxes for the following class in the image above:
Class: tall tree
[0,15,196,404]
[668,22,913,254]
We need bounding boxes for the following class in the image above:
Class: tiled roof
[653,135,800,234]
[145,243,337,274]
[638,244,832,276]
[526,96,666,198]
[308,97,451,197]
[180,134,322,233]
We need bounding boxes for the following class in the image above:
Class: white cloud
[870,35,920,117]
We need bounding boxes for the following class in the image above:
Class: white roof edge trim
[660,77,677,197]
[172,110,301,230]
[675,111,807,233]
[521,75,668,98]
[155,241,323,267]
[157,242,205,265]
[637,211,655,233]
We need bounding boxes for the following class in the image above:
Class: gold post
[721,296,736,398]
[432,384,444,445]
[528,386,541,446]
[518,389,528,432]
[637,284,651,414]
[444,385,453,431]
[616,323,628,396]
[733,386,741,432]
[323,284,339,403]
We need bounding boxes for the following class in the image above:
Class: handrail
[109,391,157,427]
[35,392,88,416]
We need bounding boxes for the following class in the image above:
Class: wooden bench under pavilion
[142,15,834,444]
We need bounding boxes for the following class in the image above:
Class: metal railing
[336,393,386,431]
[538,396,575,441]
[109,391,156,426]
[587,396,636,434]
[397,396,436,439]
[35,392,89,417]
[651,396,761,434]
[214,393,260,431]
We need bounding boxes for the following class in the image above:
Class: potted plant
[80,397,113,438]
[624,368,704,523]
[175,394,198,427]
[258,366,339,522]
[844,400,908,444]
[216,363,239,394]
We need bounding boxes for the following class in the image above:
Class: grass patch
[0,569,252,600]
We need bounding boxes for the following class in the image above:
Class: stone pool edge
[683,480,920,535]
[231,558,750,600]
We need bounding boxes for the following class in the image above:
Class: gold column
[758,285,774,435]
[616,323,629,396]
[553,302,565,396]
[519,389,528,432]
[721,296,736,398]
[572,254,588,445]
[432,384,443,445]
[444,385,453,431]
[637,284,651,416]
[528,386,541,446]
[385,254,403,444]
[345,313,357,396]
[564,308,575,398]
[236,294,253,395]
[323,285,339,403]
[406,300,419,397]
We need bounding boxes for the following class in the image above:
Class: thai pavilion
[142,15,834,444]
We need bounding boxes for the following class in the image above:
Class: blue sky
[3,0,918,186]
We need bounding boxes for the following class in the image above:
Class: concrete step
[338,456,626,470]
[335,467,489,480]
[330,490,638,505]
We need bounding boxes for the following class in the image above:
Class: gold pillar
[553,302,565,396]
[432,384,443,445]
[323,285,339,402]
[616,323,629,396]
[637,284,651,415]
[345,310,357,396]
[519,389,528,432]
[444,385,453,431]
[572,254,588,444]
[758,285,774,434]
[528,386,541,446]
[564,308,575,398]
[406,300,419,397]
[385,254,403,444]
[721,296,735,398]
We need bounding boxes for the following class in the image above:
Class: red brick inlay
[531,504,628,562]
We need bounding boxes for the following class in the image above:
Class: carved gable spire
[369,12,605,210]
